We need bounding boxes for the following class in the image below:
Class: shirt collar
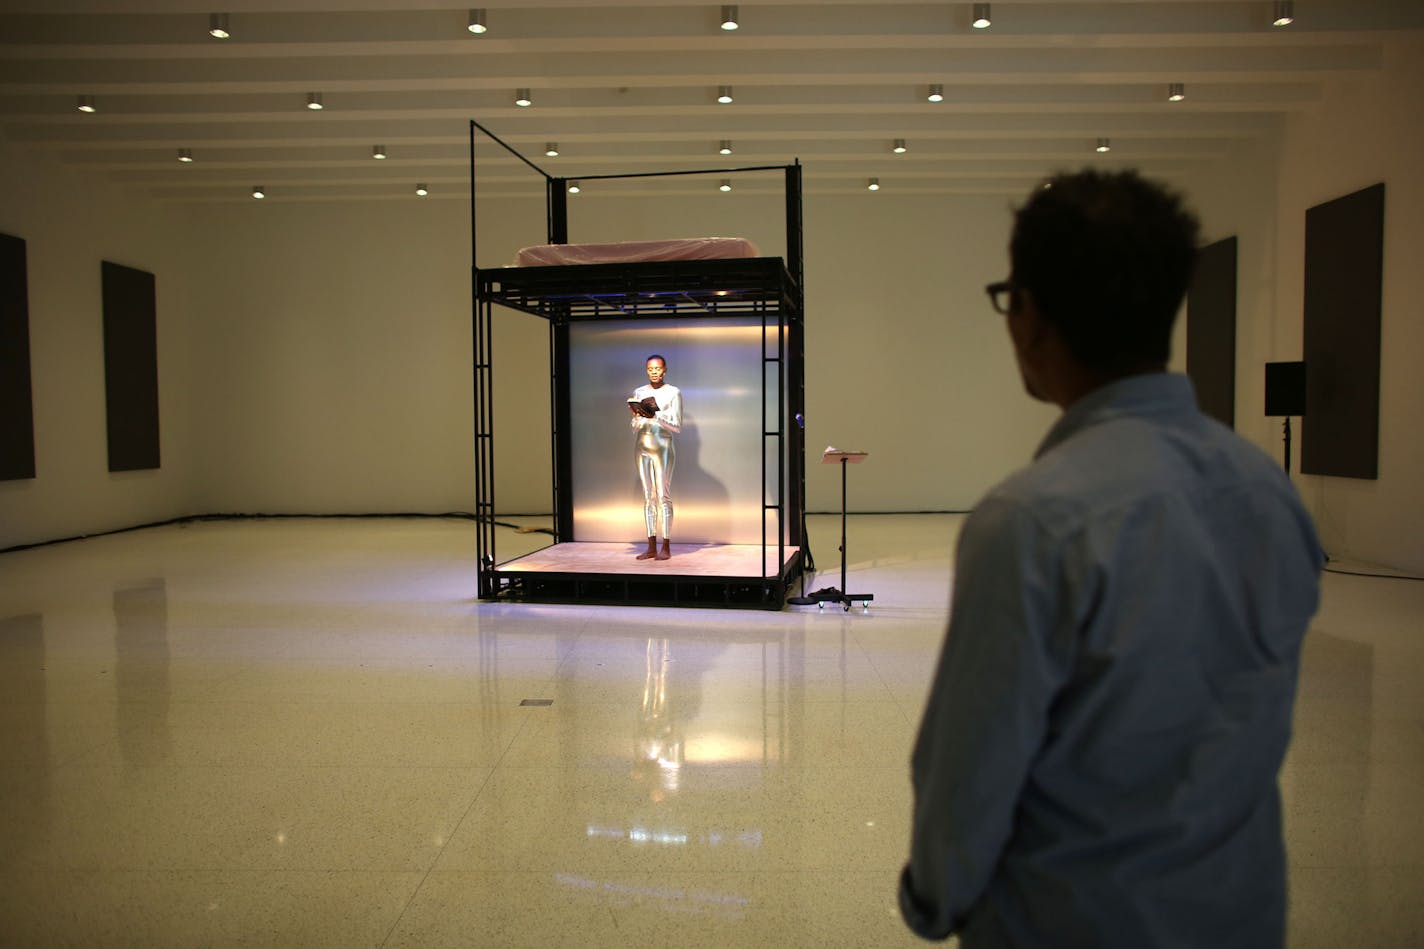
[1035,372,1198,459]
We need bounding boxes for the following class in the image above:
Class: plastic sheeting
[514,237,760,266]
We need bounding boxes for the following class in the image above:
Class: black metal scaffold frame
[470,120,807,609]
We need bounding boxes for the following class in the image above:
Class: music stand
[791,447,874,612]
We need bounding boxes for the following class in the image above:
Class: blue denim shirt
[901,372,1322,948]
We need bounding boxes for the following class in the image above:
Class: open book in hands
[628,396,660,418]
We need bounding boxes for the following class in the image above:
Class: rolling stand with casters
[791,447,874,612]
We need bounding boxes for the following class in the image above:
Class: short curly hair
[1010,169,1200,375]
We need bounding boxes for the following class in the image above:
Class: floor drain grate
[518,698,554,707]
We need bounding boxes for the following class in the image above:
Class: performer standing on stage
[628,354,682,561]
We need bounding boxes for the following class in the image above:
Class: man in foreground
[900,170,1322,947]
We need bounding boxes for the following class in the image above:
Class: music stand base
[818,592,873,612]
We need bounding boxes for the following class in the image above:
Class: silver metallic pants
[637,428,675,539]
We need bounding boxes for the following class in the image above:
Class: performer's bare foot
[635,536,658,560]
[656,539,671,561]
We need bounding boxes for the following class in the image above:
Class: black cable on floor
[0,511,555,556]
[1322,565,1424,582]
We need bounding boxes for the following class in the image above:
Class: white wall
[1184,36,1424,574]
[179,184,1054,525]
[0,142,199,550]
[5,33,1421,572]
[184,197,492,516]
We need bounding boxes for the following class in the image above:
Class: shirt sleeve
[630,388,648,430]
[655,390,682,433]
[900,497,1071,940]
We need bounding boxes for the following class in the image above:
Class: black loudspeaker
[1265,361,1307,417]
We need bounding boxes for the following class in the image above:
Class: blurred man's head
[1007,169,1200,386]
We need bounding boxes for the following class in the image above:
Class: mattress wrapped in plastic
[513,237,760,267]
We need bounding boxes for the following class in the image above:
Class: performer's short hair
[646,353,667,366]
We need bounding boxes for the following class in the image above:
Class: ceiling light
[515,88,532,107]
[1167,83,1186,102]
[76,95,96,113]
[372,145,387,159]
[545,142,559,157]
[1096,138,1111,153]
[208,13,230,39]
[415,183,429,196]
[467,8,488,34]
[1272,1,1294,26]
[927,84,944,103]
[717,85,733,104]
[892,138,907,153]
[567,181,581,194]
[719,139,733,155]
[720,179,732,192]
[252,186,265,199]
[972,4,991,29]
[306,92,323,110]
[867,178,881,191]
[720,5,739,30]
[177,148,194,162]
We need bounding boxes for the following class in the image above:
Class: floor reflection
[0,612,49,872]
[0,517,1415,947]
[113,579,172,767]
[634,637,683,798]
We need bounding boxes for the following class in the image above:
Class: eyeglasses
[986,280,1014,315]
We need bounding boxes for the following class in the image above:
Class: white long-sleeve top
[630,383,682,435]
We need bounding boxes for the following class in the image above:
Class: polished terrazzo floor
[0,515,1420,947]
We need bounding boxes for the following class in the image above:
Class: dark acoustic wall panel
[101,261,161,472]
[1186,236,1238,428]
[0,232,36,481]
[1301,183,1384,480]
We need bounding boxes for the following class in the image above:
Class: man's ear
[1012,286,1049,349]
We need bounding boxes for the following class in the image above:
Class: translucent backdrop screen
[569,317,787,546]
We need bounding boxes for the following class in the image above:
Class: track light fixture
[372,145,387,159]
[892,138,907,153]
[567,181,581,194]
[717,85,734,104]
[720,5,739,30]
[972,4,991,29]
[515,88,532,107]
[1167,83,1186,102]
[177,148,194,162]
[927,84,944,103]
[1096,138,1112,153]
[867,178,881,191]
[719,139,733,155]
[415,183,429,196]
[77,95,96,113]
[467,9,488,34]
[208,13,230,39]
[545,143,559,157]
[306,92,323,110]
[720,179,732,192]
[252,186,265,199]
[1272,1,1294,26]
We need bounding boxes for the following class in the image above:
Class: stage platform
[488,541,802,610]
